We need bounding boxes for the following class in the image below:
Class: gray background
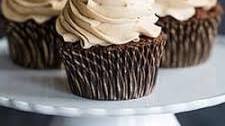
[0,1,224,126]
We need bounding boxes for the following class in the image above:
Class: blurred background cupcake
[56,0,166,100]
[1,0,67,69]
[0,0,6,38]
[155,0,223,68]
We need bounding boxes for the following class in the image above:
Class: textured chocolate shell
[57,35,166,100]
[157,5,223,68]
[6,18,61,69]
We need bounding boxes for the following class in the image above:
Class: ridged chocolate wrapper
[157,5,223,68]
[57,34,166,100]
[6,18,61,69]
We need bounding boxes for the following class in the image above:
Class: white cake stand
[0,37,225,126]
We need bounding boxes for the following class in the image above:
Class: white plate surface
[0,37,224,117]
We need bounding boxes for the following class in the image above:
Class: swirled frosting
[154,0,217,21]
[56,0,162,48]
[1,0,67,23]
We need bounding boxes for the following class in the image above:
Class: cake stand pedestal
[0,37,225,126]
[50,114,180,126]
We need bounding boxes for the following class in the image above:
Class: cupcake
[1,0,67,69]
[154,0,223,68]
[56,0,166,100]
[0,0,6,38]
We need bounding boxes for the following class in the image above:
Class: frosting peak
[2,0,67,23]
[154,0,217,21]
[56,0,161,48]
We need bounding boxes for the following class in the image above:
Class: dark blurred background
[219,0,225,35]
[0,1,224,126]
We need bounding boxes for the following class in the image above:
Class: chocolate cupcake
[154,0,223,68]
[0,0,6,38]
[2,0,67,69]
[56,0,166,100]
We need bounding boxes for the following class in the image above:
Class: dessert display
[1,0,67,69]
[154,0,223,67]
[0,0,223,102]
[56,0,166,100]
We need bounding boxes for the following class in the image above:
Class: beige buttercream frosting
[1,0,67,23]
[56,0,162,48]
[154,0,217,21]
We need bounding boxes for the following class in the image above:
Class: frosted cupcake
[2,0,67,69]
[154,0,223,67]
[56,0,166,100]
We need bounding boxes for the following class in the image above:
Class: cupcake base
[157,5,223,68]
[57,35,166,100]
[7,18,61,69]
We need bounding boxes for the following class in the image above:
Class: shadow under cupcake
[155,1,223,68]
[56,0,166,100]
[1,0,67,69]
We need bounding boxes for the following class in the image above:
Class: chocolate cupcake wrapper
[58,36,166,100]
[157,7,222,68]
[7,18,61,69]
